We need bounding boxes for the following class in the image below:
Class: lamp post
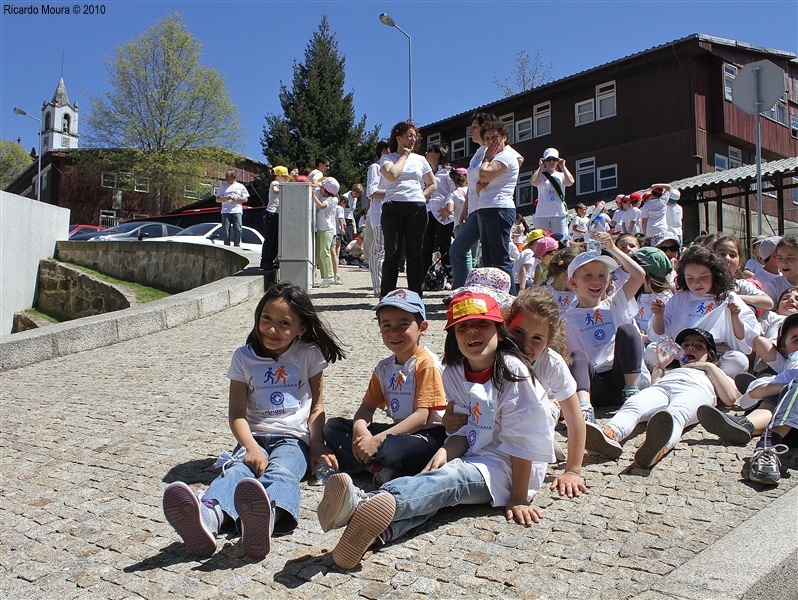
[13,107,42,203]
[379,13,413,122]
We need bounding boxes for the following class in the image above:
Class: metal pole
[754,66,763,236]
[392,23,412,122]
[13,108,42,202]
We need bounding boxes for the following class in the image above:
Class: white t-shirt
[640,196,668,238]
[450,187,467,226]
[512,248,537,285]
[266,181,280,213]
[308,169,324,183]
[622,206,642,235]
[341,191,358,221]
[227,339,327,446]
[315,195,337,232]
[444,357,554,507]
[428,166,456,225]
[666,200,683,239]
[532,348,577,402]
[534,171,566,218]
[612,208,627,234]
[366,162,385,228]
[635,291,673,334]
[545,284,579,315]
[765,275,795,305]
[752,266,781,289]
[335,205,346,235]
[476,147,519,210]
[216,181,249,214]
[380,152,432,204]
[467,145,522,215]
[569,215,589,239]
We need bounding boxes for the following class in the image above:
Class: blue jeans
[221,212,243,246]
[450,212,481,289]
[477,207,517,295]
[324,417,446,475]
[381,458,492,541]
[533,215,568,237]
[203,434,308,533]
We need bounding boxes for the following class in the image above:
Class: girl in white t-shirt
[316,291,553,569]
[544,246,580,315]
[713,235,774,312]
[163,282,345,560]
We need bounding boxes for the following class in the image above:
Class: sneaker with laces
[162,481,217,558]
[234,478,275,559]
[748,444,789,485]
[334,275,343,285]
[697,405,754,446]
[320,278,333,288]
[634,410,674,468]
[582,406,597,425]
[317,473,370,532]
[332,492,396,569]
[585,422,623,460]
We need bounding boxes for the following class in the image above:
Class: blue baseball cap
[375,289,426,320]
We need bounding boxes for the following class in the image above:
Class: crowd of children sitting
[162,198,797,569]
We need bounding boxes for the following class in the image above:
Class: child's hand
[505,501,543,527]
[352,434,381,463]
[441,401,467,434]
[244,446,268,478]
[727,299,741,317]
[311,443,339,472]
[593,231,613,250]
[549,471,588,499]
[651,298,665,316]
[422,448,448,472]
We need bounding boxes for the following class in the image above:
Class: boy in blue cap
[324,289,447,485]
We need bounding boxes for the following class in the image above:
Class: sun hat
[320,177,340,195]
[675,328,717,357]
[542,148,559,160]
[273,166,291,178]
[567,251,618,280]
[445,291,504,330]
[533,236,559,259]
[375,288,426,320]
[526,228,546,244]
[651,232,681,249]
[634,247,672,279]
[447,267,514,308]
[759,236,782,260]
[628,192,642,202]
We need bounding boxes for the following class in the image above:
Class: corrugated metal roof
[669,157,798,190]
[422,34,796,130]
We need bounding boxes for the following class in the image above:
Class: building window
[499,113,514,144]
[715,154,729,171]
[134,177,150,193]
[791,116,798,139]
[426,132,441,147]
[516,172,533,207]
[575,158,596,195]
[728,147,742,169]
[764,100,788,126]
[62,115,71,133]
[44,112,51,131]
[724,64,737,101]
[451,138,466,160]
[597,165,617,191]
[516,118,532,142]
[101,172,117,188]
[596,81,616,120]
[467,127,480,156]
[575,99,594,126]
[533,102,551,137]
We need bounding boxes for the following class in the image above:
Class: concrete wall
[55,240,249,293]
[0,191,70,336]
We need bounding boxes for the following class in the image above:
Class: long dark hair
[388,121,418,153]
[442,321,535,388]
[246,281,345,363]
[676,245,734,300]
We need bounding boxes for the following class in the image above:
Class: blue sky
[2,0,796,162]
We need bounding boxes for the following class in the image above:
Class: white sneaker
[234,478,275,560]
[320,278,333,288]
[333,275,343,285]
[162,481,217,558]
[317,473,369,532]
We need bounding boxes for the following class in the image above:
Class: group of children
[162,226,797,570]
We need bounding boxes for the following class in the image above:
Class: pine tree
[261,15,378,189]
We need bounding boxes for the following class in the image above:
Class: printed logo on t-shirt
[383,368,414,421]
[467,395,495,453]
[253,363,301,415]
[687,300,715,327]
[552,290,578,312]
[576,308,616,349]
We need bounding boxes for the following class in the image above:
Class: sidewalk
[1,265,795,599]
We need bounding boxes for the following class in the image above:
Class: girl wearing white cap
[531,148,574,237]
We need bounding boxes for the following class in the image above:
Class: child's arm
[353,406,431,463]
[518,263,530,291]
[351,401,378,464]
[650,297,666,337]
[753,335,779,363]
[307,371,338,470]
[682,363,739,406]
[533,262,544,287]
[596,231,645,301]
[423,434,468,471]
[737,292,774,311]
[749,381,787,399]
[506,455,543,526]
[550,393,588,498]
[228,380,269,477]
[441,401,468,433]
[727,299,745,341]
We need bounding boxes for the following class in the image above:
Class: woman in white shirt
[379,121,437,297]
[530,148,574,237]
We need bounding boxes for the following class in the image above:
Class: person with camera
[531,148,574,237]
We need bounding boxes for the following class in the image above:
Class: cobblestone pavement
[1,265,796,599]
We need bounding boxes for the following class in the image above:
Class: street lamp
[379,13,413,122]
[13,107,42,203]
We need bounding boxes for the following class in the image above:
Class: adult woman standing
[531,148,574,237]
[421,142,455,280]
[476,120,521,294]
[379,121,437,297]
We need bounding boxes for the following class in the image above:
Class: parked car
[70,221,184,241]
[152,222,264,252]
[69,224,105,239]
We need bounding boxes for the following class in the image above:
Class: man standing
[308,156,331,183]
[216,169,249,246]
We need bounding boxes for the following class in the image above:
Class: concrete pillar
[278,183,315,291]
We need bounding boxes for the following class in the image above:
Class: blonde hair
[505,289,571,365]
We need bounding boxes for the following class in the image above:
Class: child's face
[780,324,798,356]
[569,262,610,305]
[715,241,740,275]
[680,334,710,364]
[540,250,557,265]
[454,318,499,372]
[778,290,798,316]
[683,263,714,296]
[508,312,550,362]
[258,297,306,357]
[616,237,639,256]
[378,307,425,363]
[776,247,798,281]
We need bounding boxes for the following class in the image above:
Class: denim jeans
[477,207,517,295]
[533,215,568,237]
[324,417,446,475]
[381,202,428,297]
[450,212,481,289]
[203,434,308,534]
[380,458,492,541]
[259,211,279,271]
[221,212,243,246]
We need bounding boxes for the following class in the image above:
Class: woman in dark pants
[421,142,454,281]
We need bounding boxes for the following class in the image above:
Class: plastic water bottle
[656,336,686,367]
[313,460,335,485]
[586,238,602,255]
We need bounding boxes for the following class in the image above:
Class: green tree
[261,15,378,189]
[0,139,34,189]
[85,12,243,213]
[493,50,554,97]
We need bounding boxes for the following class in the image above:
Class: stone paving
[1,265,796,599]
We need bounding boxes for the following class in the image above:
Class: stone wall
[55,241,250,293]
[35,259,134,322]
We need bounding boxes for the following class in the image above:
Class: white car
[152,222,264,252]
